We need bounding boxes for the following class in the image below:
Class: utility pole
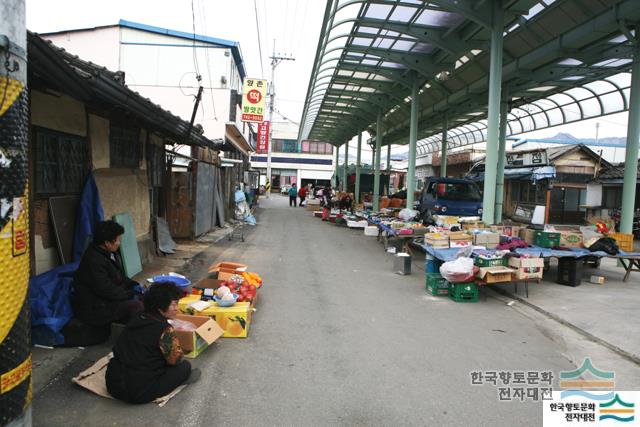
[1,1,31,425]
[266,40,294,198]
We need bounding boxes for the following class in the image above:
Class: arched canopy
[299,0,640,149]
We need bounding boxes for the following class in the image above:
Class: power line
[190,0,201,78]
[253,0,265,78]
[196,0,217,120]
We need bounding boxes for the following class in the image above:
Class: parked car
[418,177,483,222]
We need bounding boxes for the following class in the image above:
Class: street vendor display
[106,282,217,404]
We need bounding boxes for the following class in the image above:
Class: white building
[250,121,335,190]
[42,19,253,155]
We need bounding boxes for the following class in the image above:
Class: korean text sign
[242,78,267,123]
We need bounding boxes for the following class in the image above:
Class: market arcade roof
[299,0,640,154]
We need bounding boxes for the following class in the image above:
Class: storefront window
[602,187,622,208]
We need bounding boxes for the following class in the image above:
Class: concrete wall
[43,27,121,72]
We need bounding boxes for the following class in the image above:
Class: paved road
[34,196,580,426]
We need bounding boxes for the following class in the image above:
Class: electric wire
[254,0,265,78]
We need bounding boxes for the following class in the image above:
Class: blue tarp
[72,170,104,262]
[29,261,79,346]
[418,243,640,261]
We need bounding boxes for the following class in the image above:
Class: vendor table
[366,216,417,254]
[414,242,640,283]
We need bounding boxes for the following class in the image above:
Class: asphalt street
[34,196,587,426]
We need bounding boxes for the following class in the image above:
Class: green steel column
[481,0,504,225]
[334,146,339,188]
[355,132,362,203]
[495,97,509,223]
[621,29,640,234]
[386,144,391,171]
[343,141,349,192]
[406,74,419,209]
[440,114,448,177]
[374,110,383,211]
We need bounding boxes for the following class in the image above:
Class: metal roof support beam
[386,144,391,172]
[407,74,419,209]
[621,25,640,234]
[355,132,362,204]
[495,95,509,224]
[345,46,454,78]
[482,0,504,225]
[374,109,383,211]
[441,114,448,177]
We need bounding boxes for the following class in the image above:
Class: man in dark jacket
[71,220,142,328]
[106,282,199,404]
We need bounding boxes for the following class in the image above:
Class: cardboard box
[472,232,500,249]
[590,275,605,285]
[461,221,485,231]
[424,233,449,248]
[559,230,583,248]
[508,257,544,280]
[306,199,321,211]
[208,262,248,276]
[491,225,522,237]
[449,231,472,248]
[173,314,223,358]
[519,228,537,245]
[179,295,202,312]
[198,302,253,338]
[477,266,514,283]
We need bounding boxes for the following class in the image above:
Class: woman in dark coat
[71,220,142,328]
[106,282,199,404]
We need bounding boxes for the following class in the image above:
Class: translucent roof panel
[415,74,633,155]
[300,0,640,146]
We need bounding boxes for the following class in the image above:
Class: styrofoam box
[364,226,378,236]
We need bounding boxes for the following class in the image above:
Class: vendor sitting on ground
[71,220,143,329]
[106,282,200,404]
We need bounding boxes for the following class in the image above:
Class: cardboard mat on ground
[71,353,186,407]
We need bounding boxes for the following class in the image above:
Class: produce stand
[417,242,640,284]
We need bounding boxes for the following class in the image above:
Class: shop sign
[241,78,267,123]
[506,151,547,167]
[257,121,269,153]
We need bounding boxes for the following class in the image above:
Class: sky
[26,0,325,129]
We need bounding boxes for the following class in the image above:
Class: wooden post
[545,188,551,224]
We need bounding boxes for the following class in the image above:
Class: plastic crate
[425,273,449,296]
[448,282,479,303]
[424,257,443,274]
[557,257,583,287]
[474,257,507,267]
[610,232,634,252]
[534,231,561,248]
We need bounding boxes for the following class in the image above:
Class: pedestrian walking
[298,185,307,207]
[288,183,298,207]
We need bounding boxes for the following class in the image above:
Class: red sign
[247,89,262,104]
[257,121,270,154]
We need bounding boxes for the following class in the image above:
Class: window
[300,141,333,154]
[602,186,622,208]
[110,123,141,167]
[34,128,87,195]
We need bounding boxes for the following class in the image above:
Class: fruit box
[207,261,248,275]
[490,225,522,237]
[424,233,449,248]
[179,295,202,312]
[472,232,500,249]
[173,314,223,358]
[559,230,583,248]
[476,266,514,284]
[508,257,544,280]
[196,302,253,338]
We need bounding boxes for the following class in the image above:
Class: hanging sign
[241,78,267,123]
[257,121,270,153]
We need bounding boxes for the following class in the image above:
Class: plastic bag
[589,237,619,255]
[169,319,197,332]
[398,208,419,221]
[440,257,475,283]
[455,245,474,259]
[580,226,602,248]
